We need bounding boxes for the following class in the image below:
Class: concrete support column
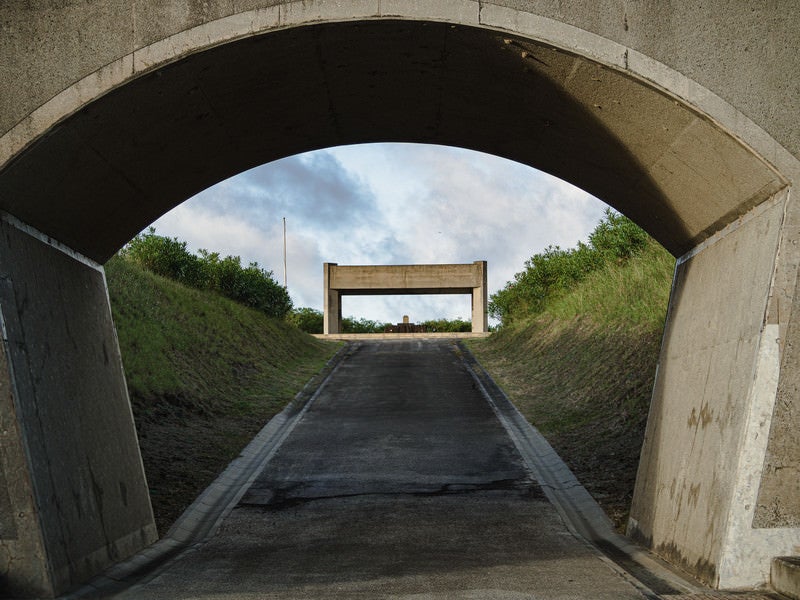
[629,189,800,589]
[323,263,341,334]
[0,217,156,598]
[471,260,488,333]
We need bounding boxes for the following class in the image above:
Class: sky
[151,143,608,325]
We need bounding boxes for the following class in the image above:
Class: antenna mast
[282,217,287,289]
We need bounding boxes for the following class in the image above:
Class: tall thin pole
[282,217,287,289]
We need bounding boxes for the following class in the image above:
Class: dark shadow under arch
[2,19,774,261]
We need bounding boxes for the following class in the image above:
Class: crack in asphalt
[239,478,546,511]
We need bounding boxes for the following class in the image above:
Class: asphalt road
[117,339,647,599]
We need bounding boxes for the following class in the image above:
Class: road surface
[116,339,647,599]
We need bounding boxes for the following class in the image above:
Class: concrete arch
[0,2,798,596]
[1,3,797,259]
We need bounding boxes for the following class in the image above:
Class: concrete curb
[313,332,491,340]
[456,342,705,599]
[772,557,800,600]
[61,343,351,599]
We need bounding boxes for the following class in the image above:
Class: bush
[588,209,649,260]
[288,308,324,334]
[121,228,292,319]
[286,310,387,334]
[422,318,472,332]
[342,317,388,333]
[489,209,652,326]
[123,228,207,286]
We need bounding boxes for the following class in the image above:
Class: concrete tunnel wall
[0,1,799,595]
[0,218,157,598]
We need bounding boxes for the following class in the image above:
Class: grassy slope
[469,240,675,529]
[105,256,340,534]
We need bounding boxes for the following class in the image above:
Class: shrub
[489,209,652,326]
[342,317,388,333]
[123,228,206,286]
[121,228,292,319]
[422,318,472,332]
[588,209,649,260]
[288,308,324,334]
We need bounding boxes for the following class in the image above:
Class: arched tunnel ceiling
[0,20,785,262]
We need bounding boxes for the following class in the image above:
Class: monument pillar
[471,260,488,333]
[323,262,341,334]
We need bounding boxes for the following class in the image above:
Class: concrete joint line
[456,342,704,598]
[61,343,350,599]
[677,188,790,266]
[0,212,102,272]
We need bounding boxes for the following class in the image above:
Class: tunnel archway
[1,3,798,596]
[0,18,787,259]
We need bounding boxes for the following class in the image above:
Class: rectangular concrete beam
[329,263,483,293]
[472,261,488,333]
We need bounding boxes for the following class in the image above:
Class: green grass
[105,256,340,533]
[469,238,675,529]
[544,239,675,328]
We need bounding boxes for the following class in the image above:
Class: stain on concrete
[687,403,714,429]
[655,540,718,587]
[687,482,701,508]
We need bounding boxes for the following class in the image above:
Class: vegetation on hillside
[106,255,338,533]
[489,209,649,326]
[421,318,472,332]
[123,228,292,319]
[470,213,675,529]
[287,309,390,333]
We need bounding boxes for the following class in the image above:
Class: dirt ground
[469,318,661,531]
[135,410,275,534]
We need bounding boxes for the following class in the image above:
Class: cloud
[151,143,608,323]
[325,143,607,297]
[189,152,383,234]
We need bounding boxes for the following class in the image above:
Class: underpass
[3,5,799,592]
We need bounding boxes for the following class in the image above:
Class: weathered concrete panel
[0,219,156,596]
[485,1,800,159]
[629,197,788,587]
[2,1,797,160]
[0,335,51,598]
[755,265,800,528]
[771,557,800,600]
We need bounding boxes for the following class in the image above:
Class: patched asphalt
[115,339,648,599]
